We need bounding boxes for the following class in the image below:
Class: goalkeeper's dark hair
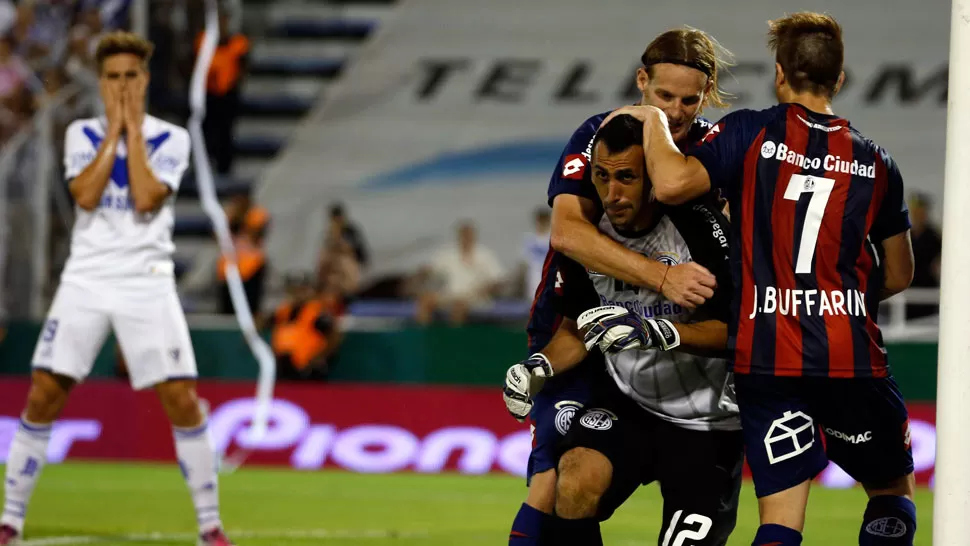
[592,114,644,160]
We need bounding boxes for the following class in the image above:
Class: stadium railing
[0,83,97,320]
[882,287,941,342]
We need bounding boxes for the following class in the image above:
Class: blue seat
[174,215,213,237]
[233,135,284,158]
[178,175,253,199]
[268,18,377,40]
[241,95,315,117]
[249,57,344,77]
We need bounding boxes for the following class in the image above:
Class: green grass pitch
[5,462,933,545]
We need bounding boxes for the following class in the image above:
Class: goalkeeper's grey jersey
[587,213,739,432]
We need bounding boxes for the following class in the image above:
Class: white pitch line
[21,528,429,545]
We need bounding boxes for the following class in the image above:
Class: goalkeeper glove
[503,353,554,422]
[577,305,681,354]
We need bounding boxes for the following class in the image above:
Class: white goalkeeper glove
[577,305,681,354]
[503,353,554,422]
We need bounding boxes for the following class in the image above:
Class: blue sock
[509,503,551,545]
[753,523,803,545]
[859,495,916,546]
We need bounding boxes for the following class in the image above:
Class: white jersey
[61,115,190,282]
[522,231,549,300]
[564,211,739,432]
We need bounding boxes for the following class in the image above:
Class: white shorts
[31,277,198,390]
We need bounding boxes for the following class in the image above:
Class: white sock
[173,421,222,533]
[2,419,51,532]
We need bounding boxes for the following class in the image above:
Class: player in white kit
[0,32,233,546]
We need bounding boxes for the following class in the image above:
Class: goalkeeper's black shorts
[557,374,743,545]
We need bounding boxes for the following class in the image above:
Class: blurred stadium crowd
[0,0,945,382]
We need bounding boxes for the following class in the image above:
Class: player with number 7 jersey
[695,101,904,379]
[606,12,919,546]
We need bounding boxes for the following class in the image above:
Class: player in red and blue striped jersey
[504,28,735,546]
[604,12,917,546]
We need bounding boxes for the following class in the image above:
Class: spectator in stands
[0,1,15,38]
[17,0,75,67]
[197,9,248,175]
[217,191,269,318]
[519,206,550,300]
[414,220,504,325]
[907,192,942,319]
[61,5,101,87]
[225,187,269,236]
[216,216,267,318]
[36,65,65,105]
[317,221,362,300]
[270,272,345,381]
[146,0,182,115]
[0,36,31,101]
[327,202,369,269]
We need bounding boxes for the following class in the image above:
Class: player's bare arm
[670,319,728,358]
[551,193,715,309]
[503,318,588,421]
[68,82,123,211]
[125,79,171,213]
[600,105,712,205]
[880,230,915,300]
[541,318,589,374]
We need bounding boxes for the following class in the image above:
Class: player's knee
[156,380,203,427]
[24,370,73,422]
[555,448,611,519]
[863,473,916,500]
[526,469,557,514]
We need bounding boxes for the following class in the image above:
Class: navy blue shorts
[525,359,602,484]
[735,374,914,498]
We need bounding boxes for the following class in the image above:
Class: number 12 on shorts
[784,173,836,274]
[661,509,713,546]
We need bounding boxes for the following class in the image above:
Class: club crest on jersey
[553,400,583,436]
[865,517,907,538]
[579,408,617,431]
[653,252,680,267]
[561,154,587,180]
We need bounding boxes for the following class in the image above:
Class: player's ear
[774,63,785,88]
[702,77,714,107]
[832,71,846,97]
[636,67,650,95]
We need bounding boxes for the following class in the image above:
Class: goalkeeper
[503,114,742,546]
